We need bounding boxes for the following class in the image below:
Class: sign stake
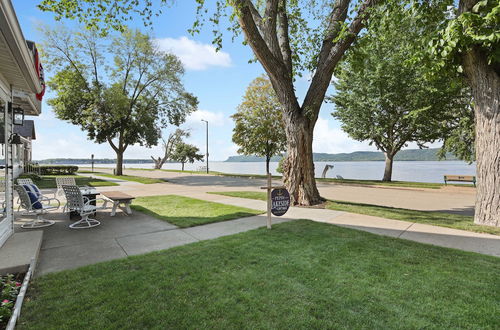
[266,173,272,229]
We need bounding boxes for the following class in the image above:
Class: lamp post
[201,119,209,173]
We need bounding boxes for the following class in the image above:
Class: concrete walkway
[81,168,476,216]
[15,210,291,276]
[22,171,496,277]
[176,193,500,258]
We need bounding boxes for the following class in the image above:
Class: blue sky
[12,1,431,161]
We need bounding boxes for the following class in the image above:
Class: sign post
[260,173,290,229]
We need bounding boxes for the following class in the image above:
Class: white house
[0,0,43,247]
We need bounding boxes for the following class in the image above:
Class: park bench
[102,191,135,216]
[443,175,476,187]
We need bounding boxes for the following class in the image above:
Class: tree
[232,76,286,174]
[42,27,198,175]
[151,129,190,169]
[330,1,471,181]
[171,142,204,171]
[429,0,499,226]
[38,0,381,206]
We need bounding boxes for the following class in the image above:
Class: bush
[0,274,21,325]
[19,173,41,181]
[34,165,79,175]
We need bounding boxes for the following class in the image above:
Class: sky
[12,1,438,161]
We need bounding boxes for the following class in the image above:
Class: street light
[201,119,209,173]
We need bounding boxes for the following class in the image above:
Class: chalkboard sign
[271,188,290,216]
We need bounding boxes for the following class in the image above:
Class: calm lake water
[78,160,476,184]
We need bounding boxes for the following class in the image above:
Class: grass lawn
[208,191,268,201]
[22,175,118,189]
[208,191,498,236]
[131,195,263,227]
[19,220,499,329]
[79,172,166,184]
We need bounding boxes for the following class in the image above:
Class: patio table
[102,191,135,216]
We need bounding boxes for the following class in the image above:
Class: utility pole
[201,119,209,173]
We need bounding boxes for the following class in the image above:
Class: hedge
[34,165,79,175]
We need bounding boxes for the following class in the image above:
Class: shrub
[33,165,79,175]
[0,274,21,325]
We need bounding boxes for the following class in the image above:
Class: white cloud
[313,117,377,154]
[185,109,228,127]
[155,36,232,71]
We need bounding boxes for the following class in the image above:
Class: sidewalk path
[174,192,499,258]
[80,168,475,216]
[73,170,499,258]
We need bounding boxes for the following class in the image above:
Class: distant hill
[225,148,459,162]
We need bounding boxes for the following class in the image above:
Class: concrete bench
[102,191,135,216]
[444,175,476,186]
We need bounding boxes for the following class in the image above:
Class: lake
[78,160,476,184]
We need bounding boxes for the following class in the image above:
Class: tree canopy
[171,142,204,171]
[232,76,287,174]
[42,27,198,174]
[330,0,471,181]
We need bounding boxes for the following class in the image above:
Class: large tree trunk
[265,155,270,175]
[116,151,124,176]
[462,47,500,227]
[181,162,185,171]
[282,114,322,205]
[382,153,394,182]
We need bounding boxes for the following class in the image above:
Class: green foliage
[42,26,197,166]
[232,76,286,171]
[430,0,500,68]
[30,165,79,175]
[38,0,374,78]
[171,142,204,170]
[438,108,476,163]
[0,274,21,325]
[331,1,470,159]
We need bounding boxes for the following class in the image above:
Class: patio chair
[14,184,60,229]
[55,177,77,198]
[16,178,34,185]
[62,185,106,229]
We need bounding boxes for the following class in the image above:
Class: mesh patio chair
[62,185,106,229]
[16,178,34,185]
[55,177,77,198]
[14,184,60,229]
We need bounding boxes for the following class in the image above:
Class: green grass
[208,191,498,236]
[81,172,166,184]
[19,220,499,329]
[131,195,263,227]
[208,191,268,201]
[20,175,118,189]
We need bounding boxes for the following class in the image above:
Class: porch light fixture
[13,107,24,126]
[8,133,22,145]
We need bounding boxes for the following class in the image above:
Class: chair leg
[69,213,100,229]
[21,214,55,229]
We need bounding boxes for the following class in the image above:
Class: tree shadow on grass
[130,205,263,228]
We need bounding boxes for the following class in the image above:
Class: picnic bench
[102,191,135,216]
[444,175,476,187]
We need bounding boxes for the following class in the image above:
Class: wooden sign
[271,188,290,216]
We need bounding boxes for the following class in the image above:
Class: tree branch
[303,0,378,126]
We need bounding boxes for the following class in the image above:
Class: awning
[0,0,43,116]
